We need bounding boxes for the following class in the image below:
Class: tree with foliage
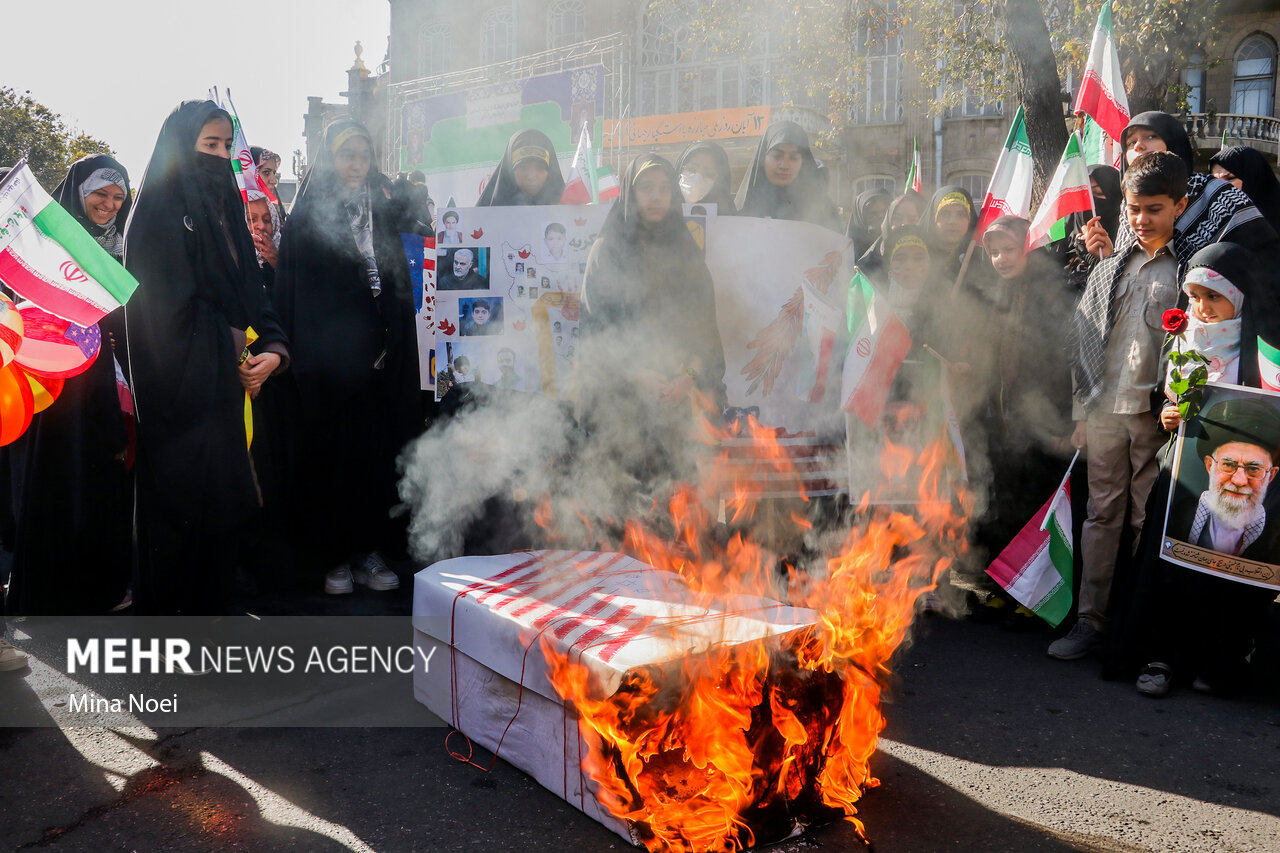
[650,0,1225,193]
[0,87,115,187]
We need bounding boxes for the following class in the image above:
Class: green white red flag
[841,269,911,427]
[1080,113,1122,171]
[1259,336,1280,391]
[974,105,1034,243]
[561,122,619,204]
[986,454,1077,627]
[219,91,276,204]
[1074,1,1129,146]
[904,136,922,195]
[1074,2,1128,170]
[1027,133,1094,250]
[0,161,139,328]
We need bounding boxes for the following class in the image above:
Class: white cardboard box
[412,550,819,843]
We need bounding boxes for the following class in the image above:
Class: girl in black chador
[674,140,738,214]
[477,129,566,207]
[6,154,134,615]
[125,100,289,614]
[577,154,726,501]
[737,121,839,230]
[273,120,421,595]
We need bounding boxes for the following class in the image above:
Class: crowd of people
[0,101,1275,703]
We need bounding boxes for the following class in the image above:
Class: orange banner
[603,107,772,148]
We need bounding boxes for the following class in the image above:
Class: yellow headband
[330,126,370,155]
[632,158,666,185]
[512,146,551,167]
[937,191,971,215]
[891,234,928,257]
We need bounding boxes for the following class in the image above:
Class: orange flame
[540,412,968,851]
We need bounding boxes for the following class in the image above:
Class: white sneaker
[0,638,28,672]
[353,553,400,591]
[325,565,354,595]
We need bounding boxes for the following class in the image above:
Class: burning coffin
[413,549,863,851]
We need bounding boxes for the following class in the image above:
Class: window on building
[547,0,586,50]
[1232,35,1276,116]
[418,21,451,77]
[637,4,774,115]
[483,7,515,64]
[944,2,1003,118]
[1182,52,1205,113]
[949,95,1004,119]
[853,3,902,124]
[853,176,896,197]
[949,173,990,202]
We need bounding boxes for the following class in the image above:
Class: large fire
[538,408,970,851]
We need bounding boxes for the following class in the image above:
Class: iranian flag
[1074,1,1129,145]
[904,136,922,195]
[841,269,911,427]
[1259,336,1280,391]
[595,165,620,202]
[561,121,619,204]
[0,162,139,328]
[1027,133,1094,250]
[986,455,1077,627]
[974,105,1034,243]
[219,91,274,204]
[1080,113,1123,171]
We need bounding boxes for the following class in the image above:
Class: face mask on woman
[679,170,714,204]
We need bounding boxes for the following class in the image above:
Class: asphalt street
[2,574,1277,853]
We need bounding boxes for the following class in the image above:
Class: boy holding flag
[1056,151,1188,660]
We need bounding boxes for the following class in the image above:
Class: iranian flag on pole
[1027,133,1094,250]
[561,122,600,204]
[841,270,912,427]
[0,162,139,328]
[974,105,1034,243]
[1080,113,1123,171]
[1074,1,1129,144]
[1259,336,1280,391]
[986,455,1077,627]
[904,136,922,195]
[219,92,273,203]
[1074,1,1128,170]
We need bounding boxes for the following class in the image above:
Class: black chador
[124,100,289,615]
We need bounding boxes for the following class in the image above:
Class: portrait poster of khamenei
[1162,383,1280,590]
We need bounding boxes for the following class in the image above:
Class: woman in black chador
[737,121,839,230]
[124,100,289,615]
[6,154,133,615]
[273,120,421,594]
[577,154,726,498]
[476,128,566,207]
[674,140,738,214]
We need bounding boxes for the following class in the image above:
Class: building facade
[302,0,1280,216]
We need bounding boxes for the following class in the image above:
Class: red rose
[1162,308,1189,335]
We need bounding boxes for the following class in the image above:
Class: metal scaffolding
[384,33,633,177]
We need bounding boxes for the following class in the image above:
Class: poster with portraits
[423,204,610,400]
[1162,382,1280,590]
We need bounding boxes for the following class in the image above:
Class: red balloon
[0,362,35,446]
[13,303,101,380]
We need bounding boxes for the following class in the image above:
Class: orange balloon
[0,362,35,446]
[22,368,64,414]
